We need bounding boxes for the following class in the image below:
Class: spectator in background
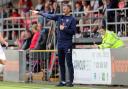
[74,1,83,17]
[118,0,125,9]
[44,2,50,13]
[91,9,104,37]
[23,11,38,30]
[49,2,55,14]
[53,1,60,13]
[11,9,23,28]
[29,24,40,50]
[74,1,83,35]
[98,0,104,10]
[40,2,53,26]
[35,23,48,50]
[48,0,59,13]
[117,0,126,36]
[22,30,33,50]
[6,2,14,9]
[19,0,33,13]
[82,0,91,16]
[7,2,14,17]
[14,31,26,49]
[18,0,26,8]
[35,0,46,11]
[82,0,92,37]
[102,0,116,31]
[25,0,33,10]
[2,7,8,18]
[10,9,24,39]
[90,0,99,11]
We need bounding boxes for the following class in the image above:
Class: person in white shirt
[0,32,8,73]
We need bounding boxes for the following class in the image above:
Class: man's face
[63,6,70,15]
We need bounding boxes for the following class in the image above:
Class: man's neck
[63,13,71,16]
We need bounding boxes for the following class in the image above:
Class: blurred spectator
[10,9,24,28]
[118,0,125,9]
[14,31,26,49]
[49,0,59,13]
[19,0,33,12]
[35,23,48,50]
[74,1,83,17]
[82,0,92,37]
[117,0,126,36]
[7,9,24,40]
[7,2,14,16]
[90,0,99,11]
[2,8,8,18]
[29,24,40,49]
[22,30,33,50]
[25,0,33,10]
[11,9,20,17]
[6,2,14,8]
[44,2,50,13]
[35,0,46,11]
[53,1,60,13]
[102,0,116,31]
[18,0,26,8]
[49,2,55,14]
[82,0,91,16]
[24,12,38,30]
[74,1,83,34]
[92,9,105,36]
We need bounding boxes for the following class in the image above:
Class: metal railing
[0,6,128,45]
[106,8,128,37]
[26,50,59,82]
[0,14,53,45]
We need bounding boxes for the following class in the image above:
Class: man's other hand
[60,23,65,30]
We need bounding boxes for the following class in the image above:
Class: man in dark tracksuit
[33,4,76,87]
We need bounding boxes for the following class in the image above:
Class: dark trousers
[58,47,74,83]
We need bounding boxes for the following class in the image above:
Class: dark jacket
[39,12,76,48]
[35,28,48,50]
[22,37,32,50]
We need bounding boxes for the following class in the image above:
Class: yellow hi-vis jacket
[98,30,124,48]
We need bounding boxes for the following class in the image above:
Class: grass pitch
[0,81,103,89]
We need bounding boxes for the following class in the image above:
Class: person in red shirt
[18,0,33,9]
[10,9,24,39]
[29,24,40,49]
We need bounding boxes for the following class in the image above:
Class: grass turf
[0,81,101,89]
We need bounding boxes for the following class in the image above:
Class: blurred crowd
[0,0,128,49]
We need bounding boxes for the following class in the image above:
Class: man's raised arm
[31,10,59,21]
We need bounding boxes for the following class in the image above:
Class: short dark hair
[63,4,72,10]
